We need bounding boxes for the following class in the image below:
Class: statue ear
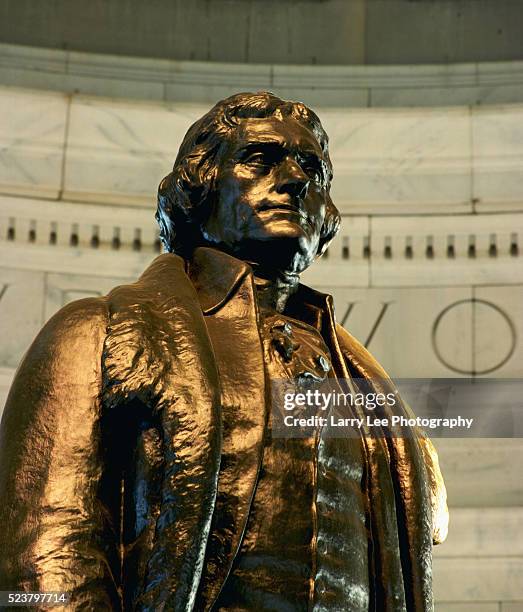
[156,173,176,252]
[156,163,220,255]
[173,149,219,215]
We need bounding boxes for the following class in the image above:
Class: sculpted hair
[156,91,340,256]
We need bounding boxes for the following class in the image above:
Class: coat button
[317,355,330,372]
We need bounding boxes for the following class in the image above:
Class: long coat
[0,247,447,611]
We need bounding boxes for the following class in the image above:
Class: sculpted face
[201,116,331,277]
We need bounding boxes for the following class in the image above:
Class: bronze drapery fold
[0,249,447,611]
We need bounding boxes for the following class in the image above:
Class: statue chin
[200,200,321,278]
[233,239,315,279]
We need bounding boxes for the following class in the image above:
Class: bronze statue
[0,92,448,611]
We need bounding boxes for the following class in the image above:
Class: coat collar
[162,249,437,610]
[187,247,252,315]
[108,250,436,611]
[187,246,334,327]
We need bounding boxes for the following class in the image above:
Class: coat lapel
[333,319,435,611]
[289,284,436,611]
[188,249,268,611]
[185,252,440,612]
[103,253,223,611]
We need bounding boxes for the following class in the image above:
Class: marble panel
[318,107,472,215]
[435,604,499,612]
[63,97,204,206]
[44,272,131,322]
[0,366,15,420]
[433,508,523,558]
[320,286,473,378]
[0,242,156,281]
[0,88,67,199]
[0,267,45,369]
[433,557,523,602]
[434,438,523,507]
[4,86,523,221]
[369,214,523,288]
[0,194,159,255]
[302,216,370,288]
[474,286,523,379]
[473,106,523,213]
[501,604,523,611]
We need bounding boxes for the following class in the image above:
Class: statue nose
[276,158,310,200]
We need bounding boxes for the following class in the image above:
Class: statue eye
[244,152,270,166]
[304,166,322,183]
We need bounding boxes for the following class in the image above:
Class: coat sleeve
[418,435,449,544]
[335,322,449,546]
[0,298,122,610]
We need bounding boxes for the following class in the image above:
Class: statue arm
[0,298,122,609]
[418,435,449,544]
[334,322,449,545]
[396,398,449,545]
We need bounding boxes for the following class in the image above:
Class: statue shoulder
[12,253,186,381]
[16,294,108,373]
[3,255,184,421]
[334,322,390,380]
[19,295,109,372]
[38,253,188,352]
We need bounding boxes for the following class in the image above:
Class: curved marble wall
[2,43,523,108]
[1,84,521,381]
[0,51,522,608]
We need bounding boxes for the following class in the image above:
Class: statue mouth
[258,202,316,231]
[258,202,305,216]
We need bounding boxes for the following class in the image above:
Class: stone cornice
[1,43,523,107]
[1,195,521,288]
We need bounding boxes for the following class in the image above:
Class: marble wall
[0,85,522,610]
[2,87,523,216]
[2,43,523,109]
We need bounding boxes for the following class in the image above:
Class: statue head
[156,91,340,277]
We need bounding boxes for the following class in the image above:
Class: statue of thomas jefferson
[0,92,448,611]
